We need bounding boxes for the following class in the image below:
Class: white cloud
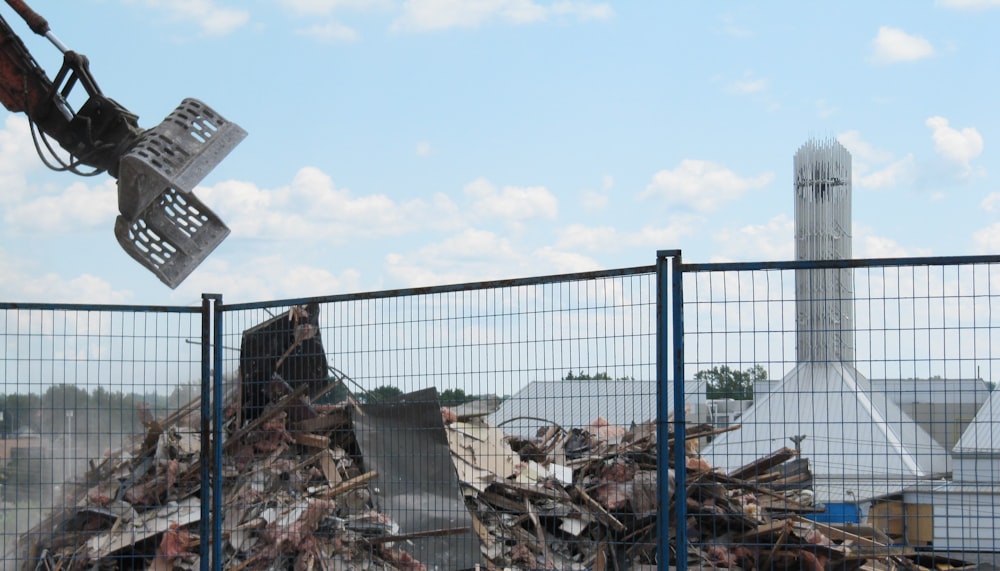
[581,190,608,210]
[384,253,472,287]
[981,193,1000,212]
[138,0,250,36]
[838,130,916,189]
[382,223,615,287]
[710,218,931,262]
[816,99,837,119]
[384,229,522,286]
[425,228,517,260]
[859,155,917,189]
[198,167,461,241]
[416,141,433,157]
[719,14,752,38]
[556,219,698,253]
[172,255,362,302]
[712,215,794,261]
[642,160,773,212]
[581,175,613,210]
[532,247,601,273]
[838,130,894,165]
[870,26,935,64]
[4,179,118,234]
[0,115,41,203]
[727,72,768,94]
[555,224,617,252]
[0,248,132,304]
[974,222,1000,253]
[295,21,360,41]
[858,234,930,258]
[392,0,612,31]
[275,0,393,14]
[926,116,984,176]
[464,177,558,221]
[937,0,1000,8]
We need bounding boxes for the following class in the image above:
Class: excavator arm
[0,4,142,176]
[0,0,246,288]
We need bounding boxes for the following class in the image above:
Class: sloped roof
[953,388,1000,454]
[703,362,950,488]
[488,379,701,438]
[869,378,989,406]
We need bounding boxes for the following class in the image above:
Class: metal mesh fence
[8,253,998,570]
[216,267,660,570]
[0,303,207,570]
[674,255,1000,569]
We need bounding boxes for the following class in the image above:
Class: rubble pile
[5,306,979,571]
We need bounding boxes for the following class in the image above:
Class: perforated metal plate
[114,187,230,288]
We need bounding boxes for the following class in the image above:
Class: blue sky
[1,0,998,306]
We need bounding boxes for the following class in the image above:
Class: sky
[1,0,999,307]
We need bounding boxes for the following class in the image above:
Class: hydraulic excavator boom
[0,0,246,288]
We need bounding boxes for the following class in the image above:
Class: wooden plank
[468,512,493,549]
[292,410,350,432]
[759,521,789,571]
[525,498,553,570]
[792,516,881,550]
[494,480,573,502]
[312,470,378,500]
[318,449,342,485]
[360,526,471,545]
[570,485,626,532]
[291,432,330,449]
[727,447,798,480]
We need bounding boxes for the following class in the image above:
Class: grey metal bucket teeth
[115,98,247,288]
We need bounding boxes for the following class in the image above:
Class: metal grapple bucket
[115,98,247,288]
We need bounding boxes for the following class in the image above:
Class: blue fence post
[199,295,213,571]
[657,250,686,571]
[671,253,687,571]
[211,294,225,571]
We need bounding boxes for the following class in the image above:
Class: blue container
[805,502,861,524]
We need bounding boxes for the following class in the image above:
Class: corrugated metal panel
[903,481,1000,552]
[487,379,702,438]
[869,378,990,406]
[959,456,1000,482]
[953,389,1000,454]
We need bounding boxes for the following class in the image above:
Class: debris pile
[5,306,979,571]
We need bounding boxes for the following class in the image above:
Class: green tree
[439,388,474,407]
[363,385,404,403]
[696,365,766,400]
[563,371,612,381]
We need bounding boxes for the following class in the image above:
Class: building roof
[869,378,990,406]
[953,388,1000,454]
[487,379,704,438]
[703,362,950,488]
[757,377,990,406]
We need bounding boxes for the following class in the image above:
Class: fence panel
[0,302,208,570]
[672,255,1000,569]
[216,268,661,570]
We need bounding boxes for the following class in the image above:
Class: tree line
[0,383,190,437]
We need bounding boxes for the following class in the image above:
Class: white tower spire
[794,138,853,363]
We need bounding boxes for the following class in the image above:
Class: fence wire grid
[0,304,207,570]
[217,268,659,571]
[672,253,1000,570]
[4,252,1000,571]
